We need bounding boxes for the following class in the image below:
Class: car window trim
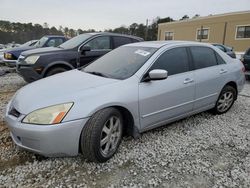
[140,46,192,82]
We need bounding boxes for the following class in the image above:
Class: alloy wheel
[217,91,234,113]
[100,116,122,157]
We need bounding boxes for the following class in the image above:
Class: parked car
[16,32,143,82]
[0,44,5,49]
[4,36,67,67]
[241,47,250,79]
[5,41,245,162]
[212,43,236,58]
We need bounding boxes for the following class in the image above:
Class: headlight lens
[4,53,13,60]
[25,55,40,64]
[22,103,73,125]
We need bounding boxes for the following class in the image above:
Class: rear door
[190,46,228,110]
[139,47,195,129]
[79,36,111,66]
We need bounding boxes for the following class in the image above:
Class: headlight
[22,103,73,125]
[4,53,13,60]
[25,55,40,64]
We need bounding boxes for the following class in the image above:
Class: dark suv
[241,47,250,79]
[4,36,67,67]
[17,32,143,82]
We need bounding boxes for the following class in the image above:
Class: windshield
[59,34,91,49]
[20,40,37,47]
[83,46,157,80]
[34,37,48,48]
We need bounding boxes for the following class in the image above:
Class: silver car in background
[5,41,245,162]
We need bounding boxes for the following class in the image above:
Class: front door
[139,47,195,130]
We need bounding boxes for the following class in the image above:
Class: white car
[5,41,245,162]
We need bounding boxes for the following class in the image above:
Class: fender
[41,61,75,77]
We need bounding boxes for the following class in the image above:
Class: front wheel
[212,85,236,114]
[80,108,123,162]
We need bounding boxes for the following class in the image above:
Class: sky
[0,0,249,31]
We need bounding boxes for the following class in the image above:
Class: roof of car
[125,40,214,48]
[44,35,66,38]
[85,32,143,41]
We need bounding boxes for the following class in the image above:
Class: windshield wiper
[85,71,110,78]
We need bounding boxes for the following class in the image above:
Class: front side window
[236,26,250,39]
[165,32,174,40]
[85,36,111,50]
[150,47,189,76]
[197,28,209,40]
[190,46,217,69]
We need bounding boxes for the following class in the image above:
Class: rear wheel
[212,85,236,114]
[80,108,123,162]
[45,67,68,77]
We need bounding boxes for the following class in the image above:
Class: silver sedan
[5,41,245,162]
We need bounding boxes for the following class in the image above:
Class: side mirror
[80,46,91,52]
[142,69,168,82]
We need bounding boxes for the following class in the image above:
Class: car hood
[5,46,35,54]
[21,47,62,56]
[12,69,118,114]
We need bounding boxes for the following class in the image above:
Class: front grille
[9,107,21,118]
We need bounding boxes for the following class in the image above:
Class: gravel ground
[0,67,250,188]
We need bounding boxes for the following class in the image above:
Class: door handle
[220,69,228,74]
[183,78,194,84]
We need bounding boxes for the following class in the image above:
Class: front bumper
[3,58,17,67]
[16,65,42,82]
[5,110,89,157]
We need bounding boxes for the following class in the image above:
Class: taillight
[242,66,245,72]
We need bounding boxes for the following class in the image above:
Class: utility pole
[199,25,203,42]
[145,19,149,41]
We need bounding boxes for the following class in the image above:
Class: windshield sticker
[135,49,151,56]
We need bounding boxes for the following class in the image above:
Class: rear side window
[150,47,189,76]
[113,37,132,48]
[190,47,217,69]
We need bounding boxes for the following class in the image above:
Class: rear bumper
[5,112,89,157]
[16,65,42,82]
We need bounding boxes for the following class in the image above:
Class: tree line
[0,15,199,44]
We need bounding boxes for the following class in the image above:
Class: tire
[212,85,237,115]
[80,108,123,162]
[45,67,68,77]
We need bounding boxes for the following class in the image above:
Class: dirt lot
[0,67,250,187]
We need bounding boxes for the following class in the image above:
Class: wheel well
[225,81,238,99]
[44,64,73,77]
[113,106,136,137]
